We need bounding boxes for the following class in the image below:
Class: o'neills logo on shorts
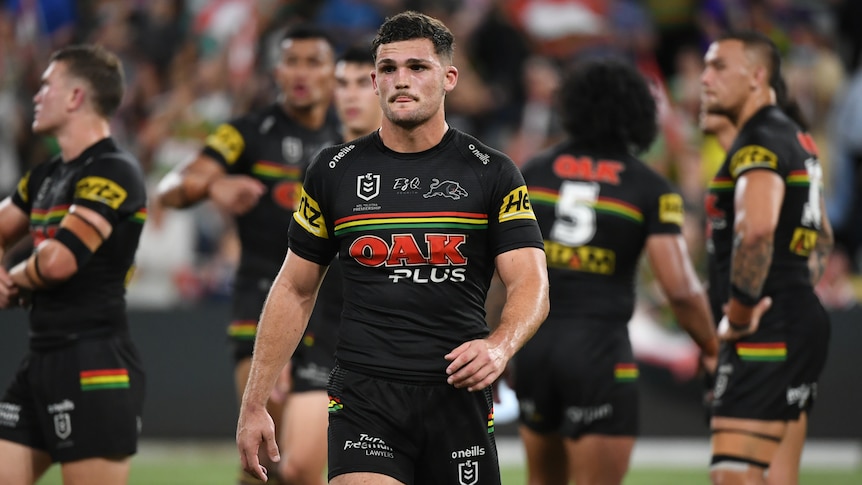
[451,445,485,459]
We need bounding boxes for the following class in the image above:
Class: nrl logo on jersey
[357,173,381,201]
[282,136,303,164]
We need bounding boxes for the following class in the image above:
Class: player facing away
[157,25,340,485]
[701,32,833,485]
[509,58,719,485]
[0,45,147,485]
[237,10,550,485]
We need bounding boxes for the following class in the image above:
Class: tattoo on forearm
[731,233,774,298]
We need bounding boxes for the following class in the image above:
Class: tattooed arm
[725,170,784,330]
[808,190,834,285]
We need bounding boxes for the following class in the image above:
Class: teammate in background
[701,32,833,485]
[237,11,549,485]
[0,45,147,485]
[511,58,719,485]
[268,42,385,485]
[157,25,340,485]
[334,44,383,142]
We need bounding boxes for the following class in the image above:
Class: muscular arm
[157,154,227,208]
[446,246,549,391]
[727,170,783,325]
[0,197,31,307]
[646,234,718,359]
[237,249,327,480]
[483,270,506,331]
[9,205,112,289]
[809,190,833,285]
[0,197,30,257]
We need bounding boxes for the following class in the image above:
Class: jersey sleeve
[73,155,147,227]
[728,129,790,180]
[644,173,684,236]
[488,156,544,256]
[201,119,252,175]
[10,169,35,214]
[288,152,339,265]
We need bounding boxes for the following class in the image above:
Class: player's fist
[208,175,266,215]
[0,267,20,309]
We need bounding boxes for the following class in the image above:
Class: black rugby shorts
[327,364,501,485]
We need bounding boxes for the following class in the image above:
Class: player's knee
[278,459,323,485]
[710,455,768,485]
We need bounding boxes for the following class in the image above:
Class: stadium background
[1,0,861,481]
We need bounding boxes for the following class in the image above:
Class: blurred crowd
[2,0,861,315]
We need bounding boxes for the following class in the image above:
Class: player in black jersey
[237,11,549,485]
[0,45,146,485]
[157,25,340,485]
[508,59,719,485]
[701,32,833,485]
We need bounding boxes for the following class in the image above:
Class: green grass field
[35,464,862,485]
[34,448,862,485]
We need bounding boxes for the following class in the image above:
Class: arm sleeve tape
[54,227,95,269]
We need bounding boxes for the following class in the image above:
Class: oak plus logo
[424,178,468,200]
[349,233,468,283]
[357,173,381,201]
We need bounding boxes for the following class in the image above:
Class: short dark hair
[281,24,336,50]
[718,31,807,129]
[371,11,454,63]
[50,44,124,118]
[718,31,781,93]
[558,57,657,155]
[339,42,375,66]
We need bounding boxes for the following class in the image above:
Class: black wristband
[730,284,759,306]
[728,319,752,331]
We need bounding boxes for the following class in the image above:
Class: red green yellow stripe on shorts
[228,320,257,340]
[736,342,787,361]
[80,368,130,391]
[614,363,638,382]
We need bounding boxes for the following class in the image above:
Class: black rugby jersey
[11,138,147,345]
[521,141,684,326]
[289,129,543,381]
[706,105,824,321]
[202,103,341,281]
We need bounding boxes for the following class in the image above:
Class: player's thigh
[330,472,406,485]
[565,434,634,485]
[518,426,567,485]
[766,413,807,485]
[0,439,51,485]
[278,390,328,476]
[60,456,130,485]
[711,416,786,468]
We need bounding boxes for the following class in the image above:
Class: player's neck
[281,100,329,131]
[56,115,111,162]
[734,88,773,130]
[378,115,448,153]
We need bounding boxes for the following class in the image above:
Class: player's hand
[236,405,279,482]
[208,175,266,215]
[0,267,20,309]
[445,339,507,392]
[718,296,772,341]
